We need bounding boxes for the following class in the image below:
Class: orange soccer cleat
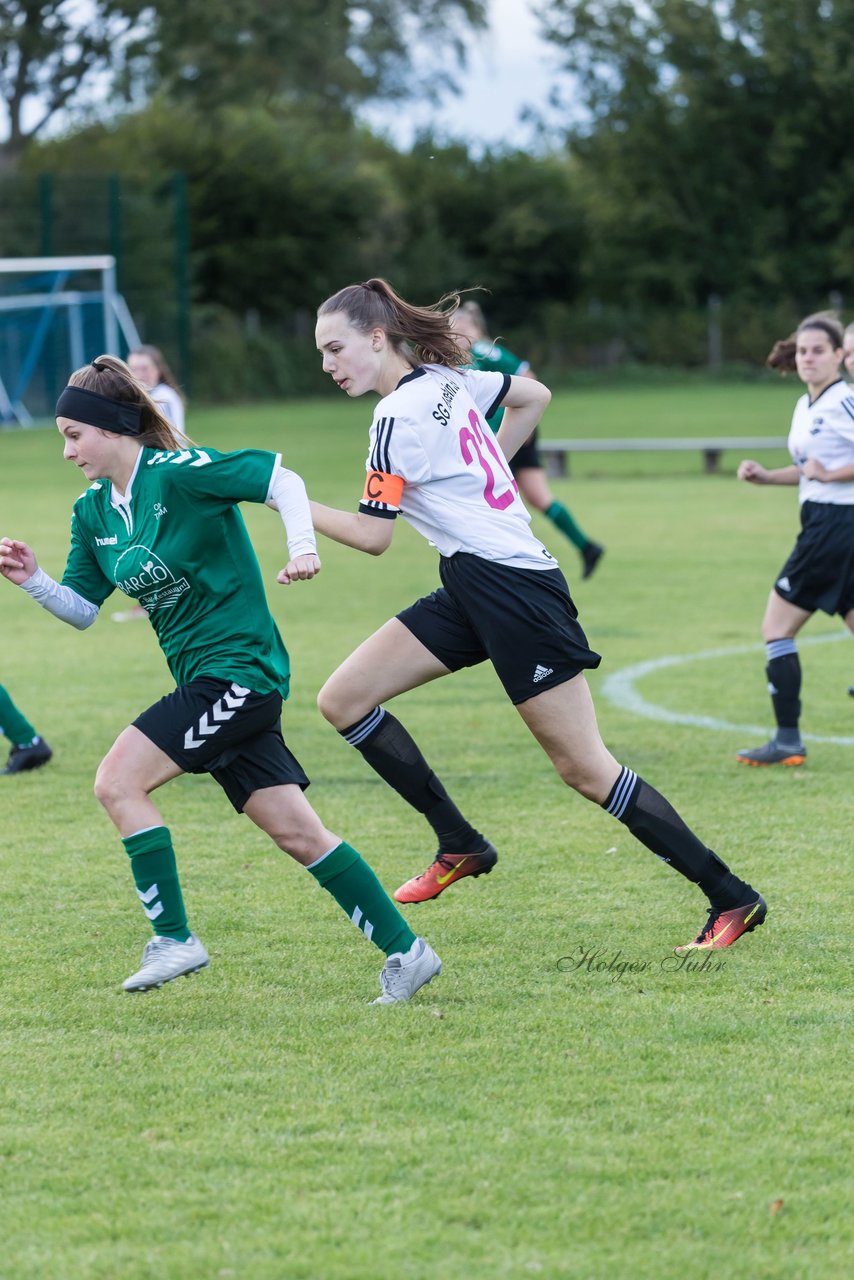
[393,842,498,904]
[674,896,767,955]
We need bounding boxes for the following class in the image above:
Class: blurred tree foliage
[4,0,854,394]
[538,0,854,305]
[1,0,484,161]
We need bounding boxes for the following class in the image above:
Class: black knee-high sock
[765,639,802,738]
[603,766,756,909]
[340,707,487,854]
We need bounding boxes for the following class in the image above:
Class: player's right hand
[737,459,767,483]
[0,537,39,585]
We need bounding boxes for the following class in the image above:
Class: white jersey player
[737,313,854,764]
[309,277,766,958]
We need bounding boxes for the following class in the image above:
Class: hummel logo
[533,664,554,683]
[183,683,250,750]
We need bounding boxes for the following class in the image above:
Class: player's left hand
[801,457,829,481]
[277,553,321,585]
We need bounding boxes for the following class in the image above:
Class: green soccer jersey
[467,338,529,429]
[62,445,293,697]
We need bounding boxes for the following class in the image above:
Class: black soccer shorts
[773,501,854,617]
[133,676,309,812]
[397,551,602,705]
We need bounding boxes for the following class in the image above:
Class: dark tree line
[3,0,854,394]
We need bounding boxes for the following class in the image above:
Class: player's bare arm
[737,460,800,485]
[309,502,395,556]
[495,375,551,462]
[801,457,854,483]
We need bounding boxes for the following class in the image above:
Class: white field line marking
[600,631,854,746]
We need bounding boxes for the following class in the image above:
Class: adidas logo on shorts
[776,575,791,592]
[533,664,554,683]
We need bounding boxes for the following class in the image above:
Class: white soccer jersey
[788,379,854,505]
[151,382,188,445]
[358,365,557,570]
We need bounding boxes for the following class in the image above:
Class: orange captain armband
[361,469,405,507]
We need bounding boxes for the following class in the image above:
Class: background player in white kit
[736,313,854,763]
[310,278,766,956]
[114,345,189,622]
[0,355,440,1003]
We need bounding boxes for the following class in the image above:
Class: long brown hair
[766,312,844,375]
[129,344,186,404]
[68,356,189,450]
[317,278,471,367]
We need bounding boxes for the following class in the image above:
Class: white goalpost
[0,255,142,427]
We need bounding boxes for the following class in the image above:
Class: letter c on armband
[362,470,405,506]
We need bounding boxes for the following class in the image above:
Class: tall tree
[1,0,486,164]
[131,0,486,110]
[0,2,145,163]
[537,0,854,305]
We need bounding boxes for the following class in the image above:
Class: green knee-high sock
[308,842,416,957]
[0,684,37,747]
[545,500,589,551]
[122,826,191,941]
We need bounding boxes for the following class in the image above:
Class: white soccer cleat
[371,937,442,1004]
[123,933,210,992]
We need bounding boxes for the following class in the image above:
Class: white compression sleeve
[18,567,100,630]
[265,466,317,559]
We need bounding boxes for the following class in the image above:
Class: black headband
[55,386,142,436]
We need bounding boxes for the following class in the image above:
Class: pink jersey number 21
[459,410,518,510]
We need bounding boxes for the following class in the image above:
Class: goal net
[0,256,142,427]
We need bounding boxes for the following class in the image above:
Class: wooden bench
[538,436,789,477]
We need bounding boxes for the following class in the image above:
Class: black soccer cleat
[735,738,806,767]
[581,541,605,580]
[1,736,53,776]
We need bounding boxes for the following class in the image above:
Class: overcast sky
[360,0,564,150]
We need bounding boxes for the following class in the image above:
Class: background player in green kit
[0,355,440,1003]
[454,301,605,579]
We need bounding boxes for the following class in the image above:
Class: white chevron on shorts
[223,684,250,709]
[184,683,253,750]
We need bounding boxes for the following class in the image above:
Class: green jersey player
[0,355,440,1003]
[454,301,605,580]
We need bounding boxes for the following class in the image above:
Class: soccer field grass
[1,381,851,1278]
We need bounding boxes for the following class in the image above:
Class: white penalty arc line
[600,631,854,746]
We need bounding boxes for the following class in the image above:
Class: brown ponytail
[318,278,472,368]
[767,311,844,376]
[766,338,798,375]
[68,356,190,449]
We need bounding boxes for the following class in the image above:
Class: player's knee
[93,756,122,812]
[553,756,608,802]
[316,677,350,729]
[269,823,335,863]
